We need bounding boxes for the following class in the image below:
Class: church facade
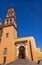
[0,7,42,64]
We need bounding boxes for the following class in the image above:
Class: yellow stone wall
[40,52,42,60]
[0,25,42,64]
[37,48,40,58]
[0,26,17,64]
[14,37,38,62]
[37,48,42,60]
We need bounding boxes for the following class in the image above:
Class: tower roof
[8,6,16,13]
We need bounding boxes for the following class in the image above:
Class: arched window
[7,19,8,24]
[10,19,12,21]
[8,13,10,16]
[10,19,12,24]
[11,13,12,16]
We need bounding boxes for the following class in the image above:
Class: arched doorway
[18,46,25,59]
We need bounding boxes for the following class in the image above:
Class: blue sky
[0,0,42,51]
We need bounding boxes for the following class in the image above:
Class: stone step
[6,59,42,65]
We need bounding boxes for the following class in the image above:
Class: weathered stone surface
[6,59,42,65]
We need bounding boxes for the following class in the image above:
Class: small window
[6,33,9,38]
[7,20,8,24]
[11,13,12,16]
[10,19,12,21]
[3,48,7,55]
[10,19,12,24]
[7,19,8,22]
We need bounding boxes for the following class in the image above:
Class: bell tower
[3,7,17,39]
[4,7,17,29]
